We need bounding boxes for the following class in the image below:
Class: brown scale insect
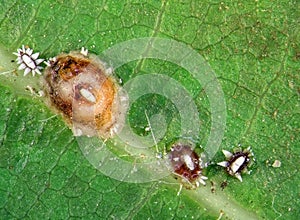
[42,48,127,138]
[168,143,207,189]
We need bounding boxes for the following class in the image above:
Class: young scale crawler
[13,45,44,76]
[168,143,208,190]
[217,147,254,182]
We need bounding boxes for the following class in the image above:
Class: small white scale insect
[13,45,44,76]
[217,147,254,182]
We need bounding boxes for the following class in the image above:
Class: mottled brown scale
[168,143,206,188]
[44,55,94,119]
[50,93,73,118]
[169,145,200,179]
[42,51,125,138]
[51,56,91,81]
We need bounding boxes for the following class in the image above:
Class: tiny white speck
[173,157,180,162]
[80,47,88,56]
[38,90,45,97]
[73,128,83,136]
[106,67,113,75]
[272,160,281,168]
[131,166,138,173]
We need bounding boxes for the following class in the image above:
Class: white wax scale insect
[13,45,44,76]
[217,147,254,182]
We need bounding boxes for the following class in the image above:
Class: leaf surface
[0,1,299,219]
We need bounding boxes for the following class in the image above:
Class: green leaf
[0,1,299,219]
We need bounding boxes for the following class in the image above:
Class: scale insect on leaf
[42,48,128,138]
[13,45,44,76]
[168,143,208,190]
[217,146,254,182]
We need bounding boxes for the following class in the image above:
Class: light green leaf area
[0,1,299,219]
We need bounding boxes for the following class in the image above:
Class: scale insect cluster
[42,48,128,138]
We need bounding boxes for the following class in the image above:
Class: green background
[0,0,299,219]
